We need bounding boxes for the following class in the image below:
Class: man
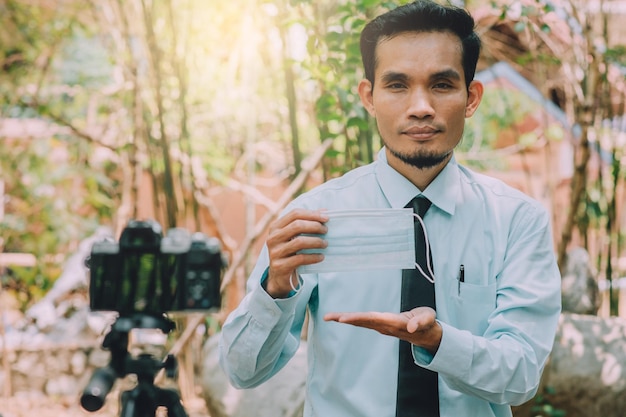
[219,1,561,416]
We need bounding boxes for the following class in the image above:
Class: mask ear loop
[290,272,304,292]
[413,213,436,284]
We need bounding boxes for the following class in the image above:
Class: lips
[401,125,441,139]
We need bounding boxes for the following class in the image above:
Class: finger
[323,312,341,322]
[268,235,327,274]
[405,308,436,333]
[323,312,377,322]
[324,311,403,328]
[267,222,327,250]
[267,210,330,276]
[268,252,324,284]
[407,316,420,333]
[264,210,329,298]
[324,311,378,323]
[287,234,328,254]
[268,236,326,264]
[272,209,329,232]
[267,217,328,260]
[325,312,411,340]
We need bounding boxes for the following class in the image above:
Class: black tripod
[80,314,188,417]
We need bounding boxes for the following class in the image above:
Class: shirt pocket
[453,280,496,335]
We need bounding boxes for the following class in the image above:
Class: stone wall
[1,341,108,398]
[1,301,113,400]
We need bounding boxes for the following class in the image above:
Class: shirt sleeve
[413,202,562,405]
[218,244,309,389]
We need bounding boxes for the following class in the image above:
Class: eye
[433,82,453,90]
[386,82,406,90]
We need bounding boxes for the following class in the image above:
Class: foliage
[0,0,111,304]
[2,0,626,315]
[290,0,407,178]
[462,87,543,150]
[0,0,284,307]
[487,0,626,317]
[530,385,566,417]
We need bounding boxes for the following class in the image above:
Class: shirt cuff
[412,321,473,377]
[255,268,301,316]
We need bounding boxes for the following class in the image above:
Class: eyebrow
[380,71,409,85]
[379,68,462,84]
[431,69,462,82]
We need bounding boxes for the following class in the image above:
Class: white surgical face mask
[297,208,418,274]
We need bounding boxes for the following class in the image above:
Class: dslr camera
[81,220,223,416]
[87,219,224,315]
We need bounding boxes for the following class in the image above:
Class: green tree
[478,0,626,316]
[286,0,406,180]
[0,0,109,303]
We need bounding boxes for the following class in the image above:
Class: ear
[465,80,484,118]
[358,79,376,117]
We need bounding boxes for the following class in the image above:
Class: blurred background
[1,0,626,416]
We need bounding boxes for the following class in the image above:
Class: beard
[384,141,452,170]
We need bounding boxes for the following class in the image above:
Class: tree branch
[220,139,333,292]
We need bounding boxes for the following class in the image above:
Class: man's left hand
[324,307,442,354]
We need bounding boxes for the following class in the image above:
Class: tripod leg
[120,390,137,417]
[121,386,162,417]
[156,388,189,417]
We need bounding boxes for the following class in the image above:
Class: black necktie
[396,196,439,417]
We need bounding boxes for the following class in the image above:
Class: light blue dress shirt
[219,148,562,417]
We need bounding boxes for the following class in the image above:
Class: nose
[407,90,435,119]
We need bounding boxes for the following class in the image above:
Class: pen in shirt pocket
[457,264,465,295]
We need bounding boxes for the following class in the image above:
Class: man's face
[359,31,482,173]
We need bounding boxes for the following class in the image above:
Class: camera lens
[80,366,117,411]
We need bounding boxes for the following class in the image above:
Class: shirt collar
[375,147,459,215]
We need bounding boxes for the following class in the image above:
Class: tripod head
[80,314,188,417]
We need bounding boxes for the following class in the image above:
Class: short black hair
[360,0,481,89]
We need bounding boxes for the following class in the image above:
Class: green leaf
[362,0,381,7]
[325,148,341,158]
[544,385,557,395]
[347,116,368,130]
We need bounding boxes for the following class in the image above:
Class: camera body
[87,219,223,315]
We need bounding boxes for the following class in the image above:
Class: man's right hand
[264,209,329,298]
